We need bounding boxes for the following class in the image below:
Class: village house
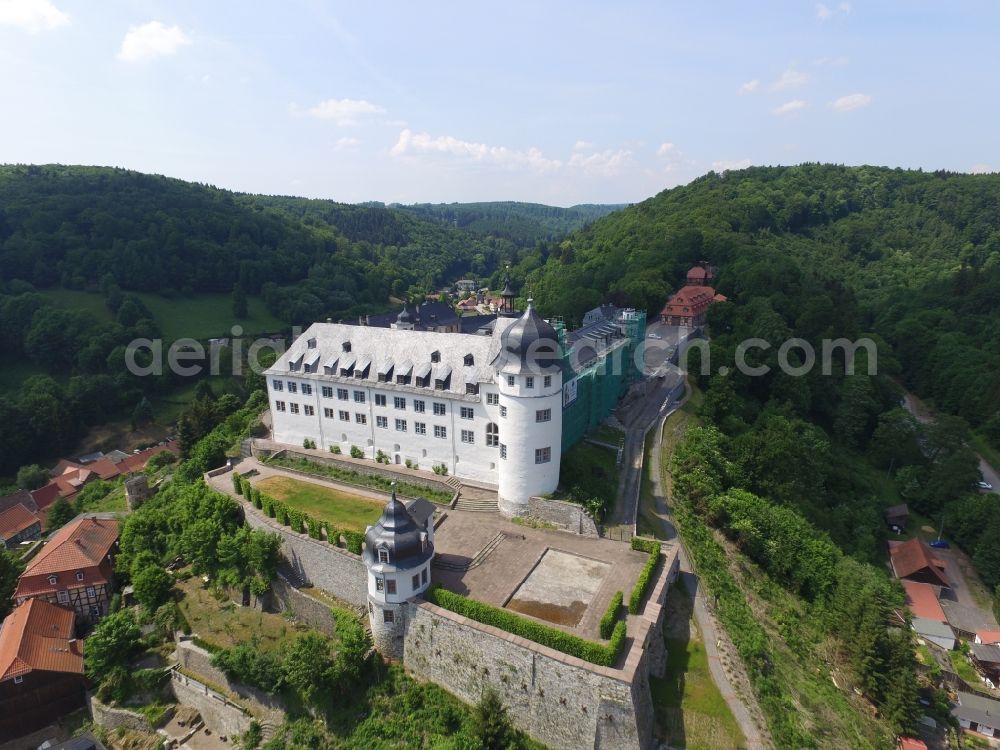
[970,643,1000,688]
[952,691,1000,740]
[902,580,947,623]
[0,599,85,741]
[884,503,909,531]
[14,517,119,626]
[889,537,949,588]
[0,503,42,550]
[911,617,956,651]
[658,264,727,328]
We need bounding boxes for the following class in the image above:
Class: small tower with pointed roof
[362,483,435,658]
[498,269,518,318]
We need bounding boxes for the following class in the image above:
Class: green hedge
[424,585,626,667]
[267,455,452,504]
[248,491,362,554]
[628,538,661,615]
[342,530,364,555]
[599,590,624,639]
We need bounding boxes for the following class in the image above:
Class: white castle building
[265,298,565,516]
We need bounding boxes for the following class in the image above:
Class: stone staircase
[453,493,499,512]
[444,475,462,491]
[239,439,253,459]
[433,532,506,571]
[259,719,279,743]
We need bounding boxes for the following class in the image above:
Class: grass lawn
[589,423,625,445]
[40,288,284,341]
[255,475,384,532]
[556,440,619,504]
[651,583,745,750]
[76,484,128,514]
[949,650,982,685]
[152,374,237,424]
[176,574,307,651]
[637,427,662,538]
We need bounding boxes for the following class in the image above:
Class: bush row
[234,472,365,555]
[424,585,626,667]
[267,455,452,504]
[628,537,662,615]
[599,590,624,639]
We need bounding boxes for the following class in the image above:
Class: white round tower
[493,300,563,517]
[362,485,434,659]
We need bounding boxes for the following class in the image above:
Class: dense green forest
[390,200,624,247]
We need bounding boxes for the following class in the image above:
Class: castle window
[322,386,333,398]
[375,577,384,592]
[487,392,499,405]
[272,379,283,391]
[464,354,474,366]
[500,405,507,418]
[525,376,534,389]
[431,351,440,363]
[415,422,426,435]
[369,602,374,615]
[343,341,352,352]
[354,391,366,403]
[396,373,411,385]
[324,408,335,419]
[421,568,428,585]
[535,447,551,464]
[461,429,474,444]
[396,419,407,432]
[433,402,446,416]
[394,397,406,410]
[339,410,350,421]
[412,573,420,590]
[383,609,395,623]
[275,401,286,412]
[507,375,515,387]
[544,375,552,388]
[434,425,447,439]
[386,579,397,595]
[414,400,426,413]
[356,413,367,424]
[307,338,316,349]
[377,416,388,429]
[304,405,314,416]
[499,443,507,460]
[301,384,312,395]
[466,383,479,395]
[461,406,474,420]
[375,394,387,406]
[486,423,499,447]
[287,382,298,393]
[289,403,299,414]
[378,548,389,564]
[536,409,551,423]
[337,388,349,400]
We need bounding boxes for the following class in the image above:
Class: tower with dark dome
[362,485,435,657]
[491,300,564,516]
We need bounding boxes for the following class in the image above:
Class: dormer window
[75,571,84,582]
[378,547,389,564]
[464,354,474,366]
[466,383,479,395]
[431,351,440,363]
[343,341,352,352]
[48,575,57,586]
[307,338,317,349]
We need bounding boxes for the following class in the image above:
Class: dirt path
[646,383,773,750]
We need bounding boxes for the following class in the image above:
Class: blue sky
[1,1,997,205]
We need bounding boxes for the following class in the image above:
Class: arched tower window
[486,422,499,447]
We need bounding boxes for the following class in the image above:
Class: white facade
[265,314,564,514]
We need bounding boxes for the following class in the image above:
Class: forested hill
[527,164,1000,433]
[390,200,625,246]
[0,164,506,322]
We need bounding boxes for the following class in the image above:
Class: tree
[131,396,154,430]
[46,497,76,530]
[85,609,142,700]
[282,632,334,701]
[0,548,24,620]
[132,562,173,611]
[471,688,515,750]
[232,282,248,319]
[16,463,49,490]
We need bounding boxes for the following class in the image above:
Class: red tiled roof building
[889,538,949,588]
[15,517,119,625]
[0,504,42,550]
[0,599,85,741]
[659,264,724,327]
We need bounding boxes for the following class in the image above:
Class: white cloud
[390,129,561,172]
[307,98,385,126]
[770,67,809,91]
[816,3,833,21]
[0,0,68,32]
[656,142,676,157]
[773,99,807,115]
[573,140,595,151]
[117,21,191,63]
[830,93,872,111]
[839,2,852,13]
[335,137,361,151]
[970,164,995,174]
[739,79,760,95]
[712,159,752,172]
[567,148,633,176]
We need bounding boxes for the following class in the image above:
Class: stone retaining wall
[87,694,157,733]
[527,496,600,536]
[271,574,339,635]
[174,639,286,719]
[241,500,367,606]
[169,670,254,738]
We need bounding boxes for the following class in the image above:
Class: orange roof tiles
[898,739,928,750]
[889,538,949,587]
[0,503,41,542]
[977,630,1000,645]
[0,599,83,682]
[19,517,119,580]
[902,580,946,622]
[687,266,707,279]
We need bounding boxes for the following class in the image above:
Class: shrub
[275,505,289,526]
[404,459,414,469]
[303,438,316,450]
[252,489,263,509]
[599,591,624,639]
[330,445,342,455]
[424,585,626,667]
[306,517,322,540]
[266,455,452,504]
[342,530,364,555]
[432,463,449,476]
[350,445,364,459]
[232,472,244,494]
[262,496,275,517]
[375,450,390,464]
[628,542,661,615]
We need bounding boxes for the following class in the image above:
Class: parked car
[929,539,951,549]
[647,332,661,339]
[977,480,994,491]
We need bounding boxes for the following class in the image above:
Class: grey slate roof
[491,302,562,374]
[912,616,955,641]
[941,599,998,635]
[971,643,1000,665]
[363,490,433,571]
[404,498,436,528]
[954,691,1000,727]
